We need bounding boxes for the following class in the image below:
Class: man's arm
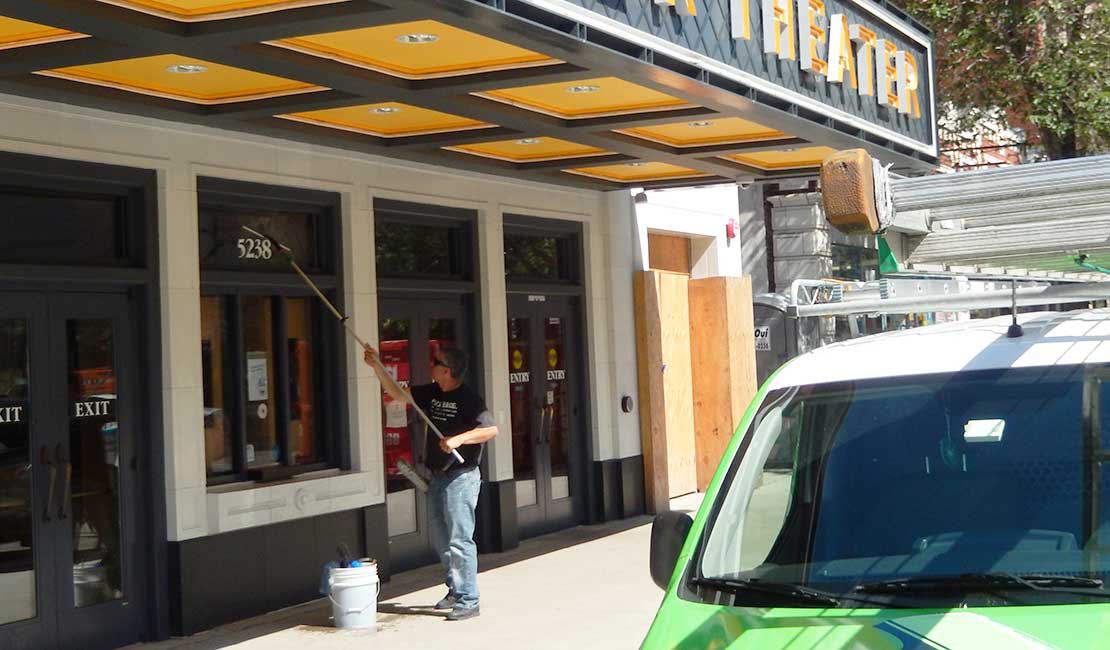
[440,411,498,452]
[363,345,409,402]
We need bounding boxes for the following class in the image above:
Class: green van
[643,310,1110,649]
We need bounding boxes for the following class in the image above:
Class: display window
[198,178,341,484]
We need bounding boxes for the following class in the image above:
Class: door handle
[41,445,56,523]
[545,405,555,444]
[536,404,548,445]
[56,443,71,521]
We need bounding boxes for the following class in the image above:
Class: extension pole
[241,226,463,464]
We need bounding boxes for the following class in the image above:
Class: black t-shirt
[411,382,488,471]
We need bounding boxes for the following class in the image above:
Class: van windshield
[695,365,1110,607]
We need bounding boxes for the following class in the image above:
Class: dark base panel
[592,455,645,522]
[619,455,646,518]
[169,505,385,636]
[476,478,519,553]
[362,503,390,581]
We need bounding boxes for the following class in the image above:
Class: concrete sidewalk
[127,494,703,650]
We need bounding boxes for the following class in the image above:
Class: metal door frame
[509,294,585,539]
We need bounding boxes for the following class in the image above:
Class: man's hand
[439,435,463,453]
[363,344,379,367]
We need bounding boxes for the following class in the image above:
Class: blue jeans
[427,467,481,610]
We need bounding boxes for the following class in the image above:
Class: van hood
[641,601,1110,649]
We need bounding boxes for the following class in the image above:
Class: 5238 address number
[237,237,273,260]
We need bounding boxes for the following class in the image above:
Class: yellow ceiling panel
[564,161,710,183]
[476,77,693,119]
[278,102,495,138]
[0,17,87,49]
[270,20,561,80]
[446,137,610,163]
[37,54,324,104]
[723,145,839,170]
[98,0,346,21]
[616,117,789,147]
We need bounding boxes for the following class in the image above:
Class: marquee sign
[655,0,923,118]
[537,0,936,157]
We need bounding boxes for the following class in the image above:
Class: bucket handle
[326,578,381,615]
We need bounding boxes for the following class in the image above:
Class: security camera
[737,180,755,191]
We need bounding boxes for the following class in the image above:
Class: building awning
[0,0,937,189]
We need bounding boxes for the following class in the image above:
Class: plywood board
[658,271,697,498]
[633,271,670,513]
[648,233,691,274]
[689,276,758,491]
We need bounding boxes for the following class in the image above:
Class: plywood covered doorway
[634,234,757,513]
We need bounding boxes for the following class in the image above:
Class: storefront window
[243,297,278,468]
[0,187,128,266]
[374,199,473,280]
[198,179,339,483]
[504,233,575,282]
[201,297,234,476]
[287,298,320,466]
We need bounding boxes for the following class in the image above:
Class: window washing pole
[241,226,464,465]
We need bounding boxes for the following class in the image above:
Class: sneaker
[446,605,480,621]
[434,593,457,610]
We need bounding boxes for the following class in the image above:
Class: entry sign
[755,326,771,351]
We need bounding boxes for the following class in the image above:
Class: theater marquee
[534,0,937,160]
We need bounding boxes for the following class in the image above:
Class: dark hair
[440,347,468,380]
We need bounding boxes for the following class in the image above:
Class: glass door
[50,294,143,650]
[380,296,468,572]
[0,292,144,650]
[0,294,55,650]
[510,295,580,538]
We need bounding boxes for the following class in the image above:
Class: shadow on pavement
[125,512,661,649]
[378,513,654,603]
[377,602,447,618]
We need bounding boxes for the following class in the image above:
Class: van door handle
[56,443,71,521]
[41,445,56,522]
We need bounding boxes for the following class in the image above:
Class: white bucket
[327,562,380,629]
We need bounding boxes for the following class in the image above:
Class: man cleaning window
[364,344,497,621]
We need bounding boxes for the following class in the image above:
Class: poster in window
[247,351,269,401]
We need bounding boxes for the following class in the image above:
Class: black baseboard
[619,456,646,518]
[476,478,518,553]
[592,455,645,522]
[169,504,385,636]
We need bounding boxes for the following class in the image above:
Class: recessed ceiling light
[626,162,645,167]
[688,121,714,127]
[368,106,402,114]
[780,147,797,152]
[165,64,207,74]
[566,84,601,94]
[396,33,439,44]
[516,138,543,145]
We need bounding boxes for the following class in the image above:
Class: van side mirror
[649,510,694,589]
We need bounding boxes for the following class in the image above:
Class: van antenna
[1006,280,1023,338]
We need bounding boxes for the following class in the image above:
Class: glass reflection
[67,319,123,607]
[508,318,534,480]
[201,297,234,476]
[287,298,319,466]
[380,318,412,494]
[243,297,278,467]
[545,318,570,496]
[0,319,34,624]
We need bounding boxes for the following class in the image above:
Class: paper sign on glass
[247,352,269,401]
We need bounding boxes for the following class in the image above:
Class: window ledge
[205,469,379,535]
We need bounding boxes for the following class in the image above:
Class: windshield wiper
[692,576,842,606]
[854,573,1107,598]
